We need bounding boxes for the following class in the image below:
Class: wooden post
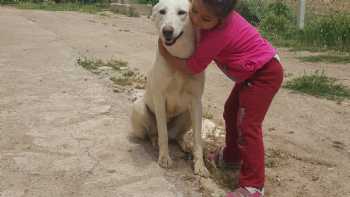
[297,0,305,29]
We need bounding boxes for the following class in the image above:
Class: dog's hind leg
[130,97,152,139]
[130,97,159,149]
[145,115,158,148]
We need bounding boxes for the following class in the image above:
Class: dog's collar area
[165,31,184,46]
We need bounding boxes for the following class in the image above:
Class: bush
[0,0,18,4]
[260,12,296,39]
[258,1,297,41]
[235,0,265,26]
[258,1,350,52]
[0,0,109,4]
[300,14,350,51]
[137,0,157,5]
[54,0,109,3]
[265,1,293,21]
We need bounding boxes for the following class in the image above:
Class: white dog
[130,0,209,177]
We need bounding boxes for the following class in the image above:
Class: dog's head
[151,0,191,47]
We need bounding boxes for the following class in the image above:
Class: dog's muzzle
[164,31,184,46]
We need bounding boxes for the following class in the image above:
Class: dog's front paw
[194,160,210,177]
[158,154,173,168]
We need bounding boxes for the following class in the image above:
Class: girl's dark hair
[202,0,238,18]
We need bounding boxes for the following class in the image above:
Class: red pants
[223,58,283,188]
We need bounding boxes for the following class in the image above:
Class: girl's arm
[158,39,193,75]
[159,28,230,75]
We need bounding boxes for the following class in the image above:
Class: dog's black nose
[162,26,174,40]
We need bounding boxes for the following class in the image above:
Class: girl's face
[190,0,220,30]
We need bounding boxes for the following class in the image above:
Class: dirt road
[0,7,349,197]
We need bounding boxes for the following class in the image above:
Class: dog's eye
[159,9,166,15]
[178,10,187,15]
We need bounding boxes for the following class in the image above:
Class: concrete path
[0,7,201,197]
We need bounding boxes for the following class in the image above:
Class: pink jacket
[186,11,277,82]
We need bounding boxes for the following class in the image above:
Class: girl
[158,0,283,196]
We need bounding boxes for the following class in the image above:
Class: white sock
[245,187,264,195]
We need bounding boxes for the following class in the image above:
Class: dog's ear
[150,3,159,21]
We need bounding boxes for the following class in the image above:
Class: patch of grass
[109,5,140,17]
[98,11,111,17]
[110,69,138,86]
[298,54,350,64]
[77,57,146,88]
[284,70,350,101]
[6,2,109,13]
[77,57,127,71]
[110,76,133,86]
[203,110,214,120]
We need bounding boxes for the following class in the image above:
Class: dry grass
[77,57,146,91]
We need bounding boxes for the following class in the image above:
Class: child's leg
[223,83,243,164]
[237,59,283,188]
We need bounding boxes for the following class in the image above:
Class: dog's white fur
[130,0,209,177]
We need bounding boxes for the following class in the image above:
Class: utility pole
[297,0,306,29]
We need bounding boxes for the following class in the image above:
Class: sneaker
[226,187,264,197]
